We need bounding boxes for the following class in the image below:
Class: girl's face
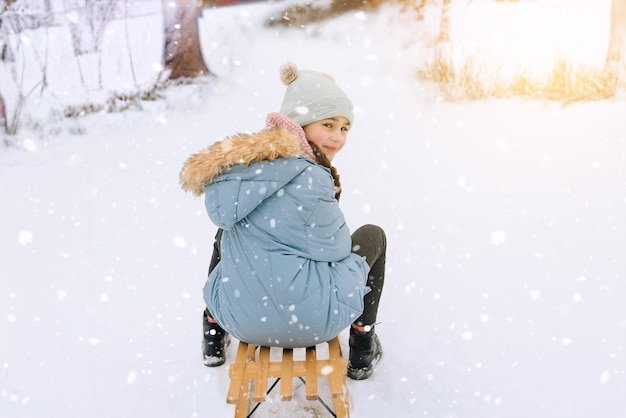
[303,116,350,162]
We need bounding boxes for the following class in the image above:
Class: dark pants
[206,224,386,327]
[350,224,386,327]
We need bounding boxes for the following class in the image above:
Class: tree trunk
[607,0,626,64]
[330,0,373,14]
[162,0,209,80]
[267,0,381,27]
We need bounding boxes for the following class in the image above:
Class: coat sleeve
[301,167,352,262]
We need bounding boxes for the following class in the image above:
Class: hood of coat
[179,128,303,197]
[205,156,316,230]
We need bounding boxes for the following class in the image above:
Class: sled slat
[280,348,294,401]
[227,341,250,404]
[327,336,347,398]
[253,346,271,402]
[305,345,318,400]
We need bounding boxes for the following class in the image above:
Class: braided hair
[308,141,342,202]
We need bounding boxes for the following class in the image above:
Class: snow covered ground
[1,1,625,417]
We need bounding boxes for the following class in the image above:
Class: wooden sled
[226,335,350,417]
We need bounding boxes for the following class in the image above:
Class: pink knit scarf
[264,112,317,163]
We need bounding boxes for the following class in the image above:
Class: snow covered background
[1,1,625,417]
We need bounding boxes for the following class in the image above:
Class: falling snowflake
[491,230,506,245]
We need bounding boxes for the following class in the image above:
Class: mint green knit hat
[279,62,354,127]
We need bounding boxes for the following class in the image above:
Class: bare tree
[64,0,119,89]
[162,0,209,80]
[0,1,8,132]
[1,0,13,134]
[0,93,6,135]
[607,0,626,64]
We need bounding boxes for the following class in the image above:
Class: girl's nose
[329,130,342,142]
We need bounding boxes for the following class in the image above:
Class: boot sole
[347,347,382,380]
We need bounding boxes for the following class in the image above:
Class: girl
[180,62,386,380]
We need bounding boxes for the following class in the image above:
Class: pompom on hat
[279,62,354,127]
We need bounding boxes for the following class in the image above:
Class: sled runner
[227,335,350,417]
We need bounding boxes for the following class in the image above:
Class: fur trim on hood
[179,129,302,196]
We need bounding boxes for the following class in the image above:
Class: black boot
[347,325,383,380]
[202,310,230,367]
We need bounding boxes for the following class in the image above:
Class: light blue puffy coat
[180,127,369,348]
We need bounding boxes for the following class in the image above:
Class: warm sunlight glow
[451,0,612,76]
